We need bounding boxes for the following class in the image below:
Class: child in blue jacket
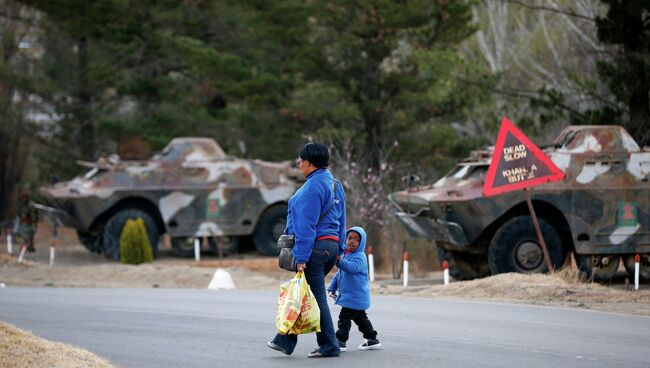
[327,226,382,351]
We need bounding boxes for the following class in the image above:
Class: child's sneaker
[358,339,382,350]
[338,340,347,352]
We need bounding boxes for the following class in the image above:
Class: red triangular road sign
[483,117,564,196]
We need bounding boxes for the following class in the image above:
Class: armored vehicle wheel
[102,209,159,261]
[437,247,490,280]
[623,254,650,280]
[76,230,100,252]
[488,216,565,275]
[209,237,239,256]
[253,205,287,256]
[576,254,620,282]
[171,236,239,257]
[172,237,201,257]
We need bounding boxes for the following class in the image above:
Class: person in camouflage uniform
[14,192,39,252]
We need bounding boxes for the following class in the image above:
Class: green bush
[120,218,153,264]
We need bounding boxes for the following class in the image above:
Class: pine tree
[596,0,650,145]
[279,0,491,175]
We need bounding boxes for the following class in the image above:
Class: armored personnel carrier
[39,137,302,259]
[390,125,650,282]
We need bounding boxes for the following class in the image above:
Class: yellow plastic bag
[275,272,321,335]
[289,274,320,335]
[275,272,303,334]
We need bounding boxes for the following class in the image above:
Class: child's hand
[328,291,337,300]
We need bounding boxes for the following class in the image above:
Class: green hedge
[120,218,153,265]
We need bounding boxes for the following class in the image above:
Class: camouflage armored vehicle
[39,137,303,259]
[389,125,650,282]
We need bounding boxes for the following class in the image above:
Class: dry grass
[0,254,38,267]
[0,321,114,368]
[374,268,650,316]
[554,265,585,284]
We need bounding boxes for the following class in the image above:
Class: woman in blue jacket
[267,142,346,358]
[328,226,382,351]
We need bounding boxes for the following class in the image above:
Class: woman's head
[298,142,329,176]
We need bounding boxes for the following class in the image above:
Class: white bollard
[49,246,55,267]
[403,251,409,287]
[442,260,450,286]
[635,254,640,291]
[194,238,201,262]
[368,246,375,282]
[6,232,12,255]
[207,268,236,290]
[17,245,27,263]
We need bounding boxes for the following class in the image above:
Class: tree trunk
[0,129,13,220]
[77,36,95,160]
[598,1,650,147]
[626,53,650,147]
[0,10,27,220]
[0,122,30,220]
[363,114,382,169]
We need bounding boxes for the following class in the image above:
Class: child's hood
[346,226,366,254]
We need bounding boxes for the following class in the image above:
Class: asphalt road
[1,287,649,368]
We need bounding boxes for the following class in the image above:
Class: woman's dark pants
[271,239,340,356]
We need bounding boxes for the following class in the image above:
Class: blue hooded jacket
[286,168,346,264]
[327,226,370,310]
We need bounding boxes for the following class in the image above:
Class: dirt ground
[377,271,650,316]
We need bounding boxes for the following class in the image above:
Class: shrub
[120,218,153,265]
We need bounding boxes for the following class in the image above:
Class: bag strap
[316,178,339,226]
[283,178,340,235]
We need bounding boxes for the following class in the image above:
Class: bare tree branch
[538,10,568,83]
[473,1,509,72]
[488,0,595,21]
[551,0,602,50]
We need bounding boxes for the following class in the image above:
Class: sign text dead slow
[483,117,564,196]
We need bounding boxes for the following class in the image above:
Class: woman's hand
[297,263,306,272]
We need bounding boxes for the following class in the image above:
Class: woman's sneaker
[338,340,347,352]
[358,339,382,350]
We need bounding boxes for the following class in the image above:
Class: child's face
[346,231,361,252]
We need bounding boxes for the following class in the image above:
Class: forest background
[1,0,649,268]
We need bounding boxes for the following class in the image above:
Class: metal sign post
[524,188,554,272]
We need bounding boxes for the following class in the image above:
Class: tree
[596,0,650,145]
[468,0,612,137]
[286,0,490,262]
[20,0,317,163]
[297,0,482,169]
[469,0,650,146]
[18,0,130,160]
[0,1,46,219]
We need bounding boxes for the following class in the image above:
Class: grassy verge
[0,321,114,368]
